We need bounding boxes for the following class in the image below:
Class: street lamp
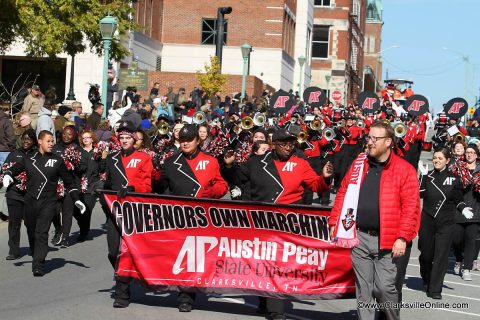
[376,45,399,89]
[240,43,252,101]
[99,14,117,118]
[325,74,331,102]
[298,55,306,98]
[215,7,232,73]
[443,47,475,102]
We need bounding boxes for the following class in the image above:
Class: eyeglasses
[276,142,295,149]
[365,136,388,143]
[466,151,477,155]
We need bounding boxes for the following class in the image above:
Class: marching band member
[2,130,86,276]
[418,147,471,299]
[237,128,333,320]
[101,121,154,308]
[159,124,228,312]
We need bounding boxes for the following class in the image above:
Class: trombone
[193,111,206,124]
[253,112,266,126]
[453,133,466,144]
[392,122,407,138]
[309,119,325,131]
[241,116,254,130]
[323,127,336,141]
[158,121,170,135]
[297,130,309,143]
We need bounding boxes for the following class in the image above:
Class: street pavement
[0,151,479,319]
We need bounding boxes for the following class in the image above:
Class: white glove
[75,200,86,214]
[418,160,428,176]
[2,175,13,188]
[230,186,242,199]
[462,207,474,219]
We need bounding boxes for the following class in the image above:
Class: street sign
[469,107,475,115]
[332,90,342,101]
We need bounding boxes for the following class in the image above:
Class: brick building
[130,0,312,96]
[363,0,383,93]
[310,0,366,104]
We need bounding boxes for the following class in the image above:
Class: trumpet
[297,130,309,143]
[356,119,365,129]
[241,116,254,130]
[323,127,336,141]
[158,121,170,135]
[253,112,266,126]
[193,111,206,124]
[309,119,325,131]
[392,122,407,138]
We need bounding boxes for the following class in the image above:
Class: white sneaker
[454,262,461,275]
[462,269,473,281]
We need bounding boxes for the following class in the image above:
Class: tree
[0,0,136,60]
[195,56,228,97]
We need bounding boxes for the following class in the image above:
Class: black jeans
[7,198,25,256]
[452,223,480,270]
[24,195,58,271]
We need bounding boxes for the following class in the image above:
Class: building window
[201,19,228,45]
[312,25,329,59]
[314,0,331,6]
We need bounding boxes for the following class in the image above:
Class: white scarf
[333,152,368,248]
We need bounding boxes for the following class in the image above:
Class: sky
[381,0,479,114]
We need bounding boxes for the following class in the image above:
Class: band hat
[272,129,296,142]
[178,124,199,142]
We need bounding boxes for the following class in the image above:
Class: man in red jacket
[330,120,420,320]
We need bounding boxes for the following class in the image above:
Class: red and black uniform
[102,148,153,306]
[159,149,228,307]
[160,150,228,198]
[237,151,329,204]
[237,150,329,317]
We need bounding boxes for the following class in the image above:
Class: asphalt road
[0,151,479,319]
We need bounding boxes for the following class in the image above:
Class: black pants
[418,214,453,294]
[403,141,422,169]
[7,198,25,256]
[106,212,131,303]
[335,144,360,188]
[24,195,58,271]
[452,223,480,270]
[258,297,284,317]
[73,193,97,236]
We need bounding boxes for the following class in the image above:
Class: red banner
[102,192,355,300]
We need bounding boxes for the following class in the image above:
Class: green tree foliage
[0,0,136,60]
[195,56,227,97]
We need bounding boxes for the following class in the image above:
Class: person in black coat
[75,130,106,242]
[51,125,87,247]
[3,130,85,276]
[3,129,37,260]
[451,145,480,280]
[418,147,472,299]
